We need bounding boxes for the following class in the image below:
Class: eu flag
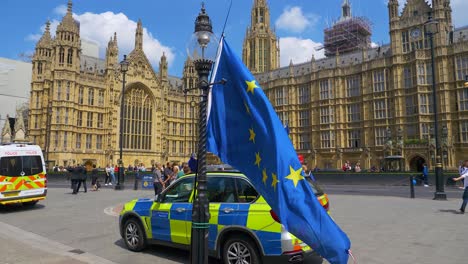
[207,38,351,264]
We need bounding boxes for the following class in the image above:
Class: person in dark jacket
[73,165,87,194]
[91,164,100,191]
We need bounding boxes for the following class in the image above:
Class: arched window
[67,48,73,64]
[59,47,65,65]
[123,87,153,150]
[37,62,43,74]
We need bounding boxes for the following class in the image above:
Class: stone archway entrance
[409,156,425,172]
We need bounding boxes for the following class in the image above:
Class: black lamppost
[425,17,446,200]
[187,4,218,264]
[115,55,129,190]
[190,100,196,154]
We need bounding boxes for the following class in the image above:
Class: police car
[119,172,327,264]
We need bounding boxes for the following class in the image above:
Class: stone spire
[57,0,79,34]
[37,20,53,48]
[342,0,351,19]
[13,109,26,142]
[159,52,168,80]
[1,115,12,143]
[135,19,143,50]
[105,33,118,69]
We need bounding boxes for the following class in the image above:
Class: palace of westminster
[4,0,468,171]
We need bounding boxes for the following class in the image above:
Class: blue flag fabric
[207,38,351,264]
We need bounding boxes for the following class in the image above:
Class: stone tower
[182,57,197,91]
[30,20,54,147]
[242,0,279,74]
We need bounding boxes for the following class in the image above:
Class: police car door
[205,176,238,250]
[151,177,194,245]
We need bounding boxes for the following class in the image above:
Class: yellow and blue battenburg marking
[121,195,307,256]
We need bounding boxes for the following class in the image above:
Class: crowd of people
[341,161,362,172]
[152,162,192,196]
[59,161,194,195]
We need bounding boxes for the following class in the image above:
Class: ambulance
[0,143,47,206]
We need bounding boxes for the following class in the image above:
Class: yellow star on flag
[249,128,256,143]
[254,152,261,168]
[285,165,304,188]
[246,80,258,94]
[262,168,268,185]
[244,101,251,116]
[271,173,279,191]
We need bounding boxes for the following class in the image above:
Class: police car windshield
[0,156,42,176]
[305,177,324,196]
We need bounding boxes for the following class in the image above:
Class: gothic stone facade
[249,0,468,171]
[28,2,199,168]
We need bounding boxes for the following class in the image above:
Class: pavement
[0,185,467,264]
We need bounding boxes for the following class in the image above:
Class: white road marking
[0,221,118,264]
[103,205,121,217]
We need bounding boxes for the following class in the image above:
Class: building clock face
[410,28,421,39]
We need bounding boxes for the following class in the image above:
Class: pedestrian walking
[458,162,466,189]
[105,165,111,186]
[452,160,468,214]
[91,164,100,191]
[422,163,429,187]
[109,164,116,185]
[153,162,164,195]
[68,165,79,193]
[72,165,86,194]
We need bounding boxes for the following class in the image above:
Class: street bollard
[134,172,139,190]
[410,176,415,199]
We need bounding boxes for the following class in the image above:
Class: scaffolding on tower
[323,15,372,57]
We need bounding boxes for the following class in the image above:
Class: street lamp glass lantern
[424,18,439,35]
[186,4,218,62]
[120,55,129,73]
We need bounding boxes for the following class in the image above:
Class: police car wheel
[123,218,146,251]
[222,235,261,264]
[23,201,38,206]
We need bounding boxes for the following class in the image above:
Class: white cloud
[275,6,319,33]
[26,34,41,42]
[53,4,67,16]
[27,8,175,70]
[279,37,325,67]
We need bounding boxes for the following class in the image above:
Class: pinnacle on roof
[56,0,79,34]
[341,0,352,20]
[37,20,53,48]
[135,19,143,50]
[1,116,11,137]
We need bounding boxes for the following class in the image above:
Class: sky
[1,0,468,77]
